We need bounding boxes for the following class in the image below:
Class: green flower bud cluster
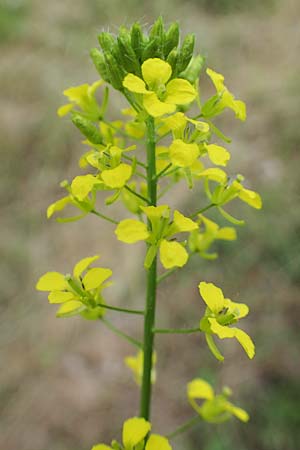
[90,16,204,91]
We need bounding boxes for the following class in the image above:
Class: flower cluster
[92,417,172,450]
[36,256,112,319]
[187,378,249,423]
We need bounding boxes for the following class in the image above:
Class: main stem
[140,116,157,420]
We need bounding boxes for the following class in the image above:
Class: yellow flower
[92,417,172,450]
[202,68,246,121]
[199,282,255,360]
[115,206,198,269]
[125,350,157,385]
[189,215,237,259]
[123,58,196,117]
[187,378,249,423]
[36,256,112,320]
[57,80,104,120]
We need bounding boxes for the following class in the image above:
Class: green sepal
[205,333,224,362]
[164,22,180,57]
[144,245,158,270]
[71,114,103,144]
[111,440,122,450]
[80,306,105,320]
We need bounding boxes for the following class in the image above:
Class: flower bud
[104,53,125,90]
[142,36,161,61]
[164,22,179,57]
[131,22,144,61]
[177,33,195,73]
[71,114,103,144]
[90,48,111,83]
[117,27,141,74]
[98,31,116,54]
[167,47,178,76]
[179,54,205,83]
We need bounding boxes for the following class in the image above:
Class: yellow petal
[169,139,199,167]
[159,240,189,269]
[206,144,231,167]
[168,210,198,235]
[143,92,175,118]
[187,378,214,400]
[82,267,112,290]
[225,402,249,422]
[206,68,225,92]
[63,84,89,102]
[47,196,72,219]
[36,272,67,291]
[165,78,197,105]
[122,417,151,449]
[216,227,237,241]
[115,219,150,243]
[48,291,75,304]
[142,58,172,87]
[56,300,85,317]
[198,281,225,313]
[197,168,227,184]
[238,188,262,209]
[71,174,99,201]
[224,298,249,319]
[73,255,100,279]
[57,103,74,117]
[145,434,172,450]
[159,112,187,134]
[123,74,149,94]
[101,164,132,189]
[141,205,170,221]
[209,318,255,359]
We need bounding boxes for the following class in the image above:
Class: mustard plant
[36,17,262,449]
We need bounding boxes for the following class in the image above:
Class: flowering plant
[36,17,262,449]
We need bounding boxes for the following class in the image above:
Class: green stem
[91,209,119,224]
[156,268,178,284]
[122,153,147,169]
[167,415,201,440]
[155,163,172,180]
[140,116,157,421]
[124,185,150,204]
[101,317,142,348]
[190,203,215,219]
[153,327,200,334]
[98,303,144,315]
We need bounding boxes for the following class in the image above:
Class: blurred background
[1,0,300,449]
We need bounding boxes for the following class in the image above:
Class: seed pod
[98,32,116,54]
[71,114,103,144]
[117,27,141,74]
[131,22,144,61]
[179,54,205,83]
[104,53,125,91]
[142,36,161,61]
[177,33,195,73]
[167,47,178,76]
[90,48,111,83]
[164,22,180,57]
